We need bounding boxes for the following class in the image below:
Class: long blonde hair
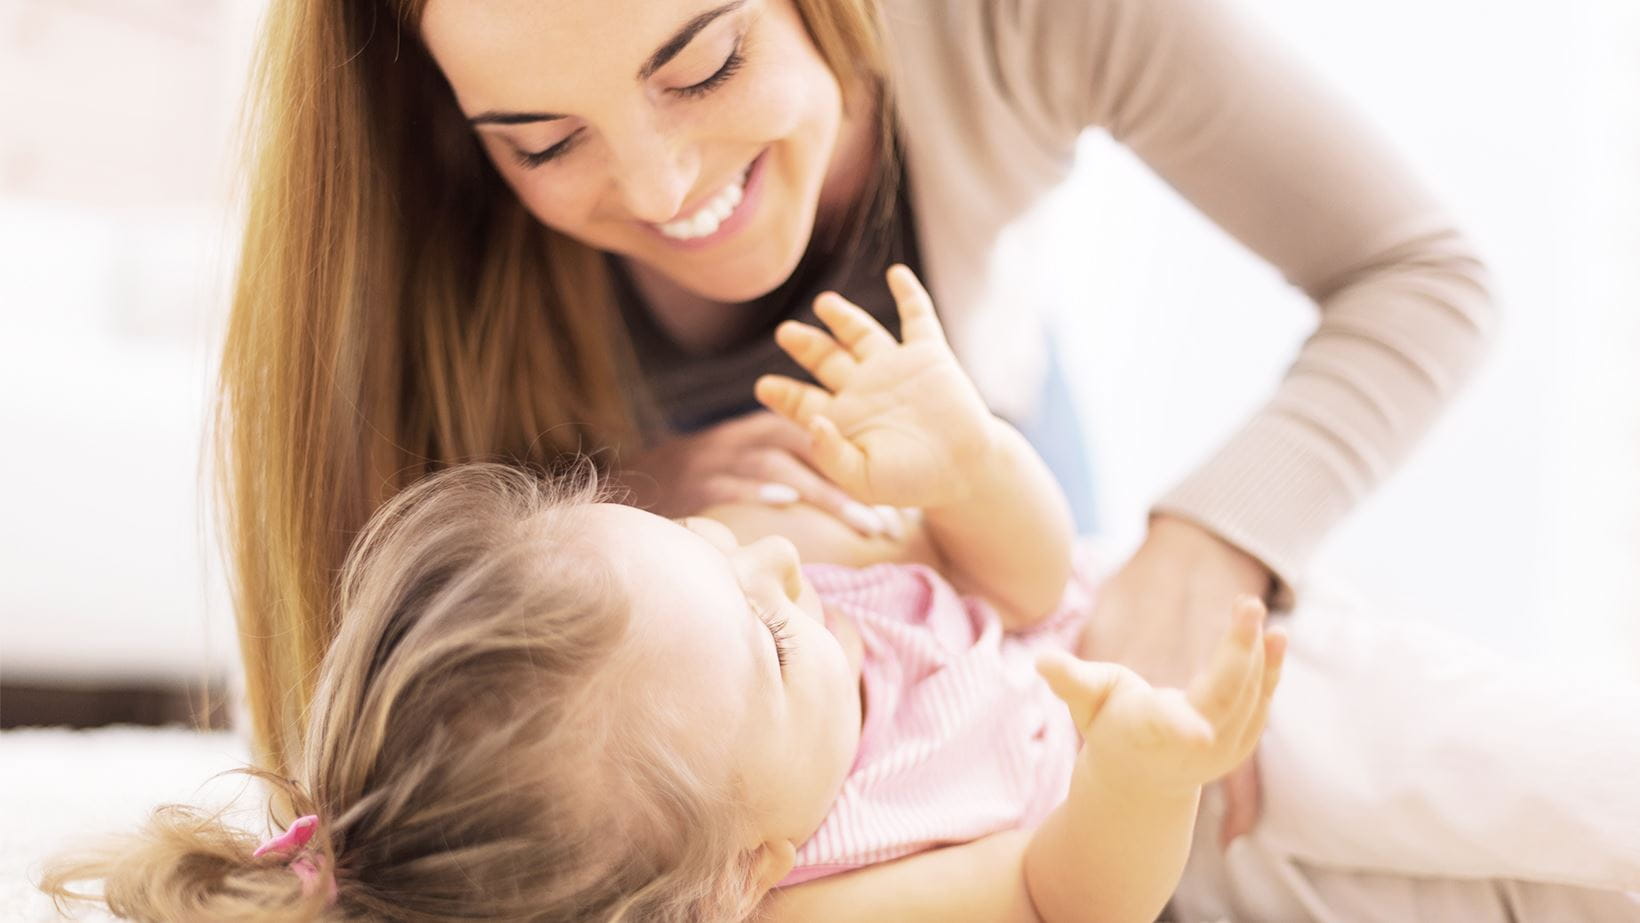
[220,0,898,774]
[46,464,768,922]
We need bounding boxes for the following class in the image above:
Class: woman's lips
[643,146,770,251]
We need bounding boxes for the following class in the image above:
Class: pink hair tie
[253,814,339,904]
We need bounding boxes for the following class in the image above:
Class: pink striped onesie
[776,558,1098,887]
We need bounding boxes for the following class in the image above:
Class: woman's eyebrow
[465,0,747,127]
[638,0,747,81]
[467,110,566,126]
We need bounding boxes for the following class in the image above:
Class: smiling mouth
[646,148,767,244]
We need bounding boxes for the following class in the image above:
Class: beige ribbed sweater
[883,0,1496,603]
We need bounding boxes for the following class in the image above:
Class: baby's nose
[748,536,804,602]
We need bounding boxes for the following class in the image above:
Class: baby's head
[43,463,860,922]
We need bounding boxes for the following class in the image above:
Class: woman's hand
[1077,514,1278,848]
[753,265,998,510]
[617,412,896,537]
[1039,595,1287,794]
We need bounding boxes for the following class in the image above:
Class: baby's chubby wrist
[929,416,1026,509]
[1072,740,1206,806]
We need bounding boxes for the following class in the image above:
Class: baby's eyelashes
[755,606,794,671]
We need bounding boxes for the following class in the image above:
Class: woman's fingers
[813,291,898,360]
[755,374,831,427]
[733,411,825,467]
[885,264,946,344]
[774,320,856,391]
[755,483,800,506]
[742,447,886,537]
[1217,759,1264,850]
[754,379,892,534]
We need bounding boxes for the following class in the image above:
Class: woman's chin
[646,239,804,304]
[636,192,816,303]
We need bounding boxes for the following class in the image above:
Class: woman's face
[421,0,865,304]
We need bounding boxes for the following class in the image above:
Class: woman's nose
[606,125,698,225]
[744,536,804,603]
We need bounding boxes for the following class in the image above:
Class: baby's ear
[752,838,797,892]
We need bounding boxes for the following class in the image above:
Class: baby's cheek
[823,607,866,683]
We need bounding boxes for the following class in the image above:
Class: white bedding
[0,726,255,921]
[5,596,1637,923]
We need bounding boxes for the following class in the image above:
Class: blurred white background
[0,0,1635,694]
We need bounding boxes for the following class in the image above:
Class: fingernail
[757,483,799,506]
[873,505,905,541]
[841,501,885,537]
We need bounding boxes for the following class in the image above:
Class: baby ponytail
[40,772,337,922]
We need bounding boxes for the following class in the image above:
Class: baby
[43,266,1283,923]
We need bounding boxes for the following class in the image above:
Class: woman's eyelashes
[671,38,745,101]
[514,132,582,169]
[510,36,748,170]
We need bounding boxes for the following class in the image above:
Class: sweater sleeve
[987,0,1499,605]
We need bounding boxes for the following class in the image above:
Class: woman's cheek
[718,78,813,142]
[506,166,607,239]
[754,57,839,140]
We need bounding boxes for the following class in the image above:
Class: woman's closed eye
[514,131,584,169]
[671,37,745,101]
[511,36,749,170]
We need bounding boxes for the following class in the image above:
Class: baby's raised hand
[1036,596,1287,793]
[753,265,996,509]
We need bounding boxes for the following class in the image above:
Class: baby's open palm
[753,265,996,509]
[1038,596,1288,792]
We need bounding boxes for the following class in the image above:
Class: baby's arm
[766,596,1285,923]
[763,829,1041,923]
[1025,596,1285,921]
[755,265,1073,628]
[920,418,1075,627]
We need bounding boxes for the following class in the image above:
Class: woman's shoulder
[879,0,1170,143]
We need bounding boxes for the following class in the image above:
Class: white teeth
[657,164,750,240]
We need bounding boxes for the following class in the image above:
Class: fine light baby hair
[41,461,770,923]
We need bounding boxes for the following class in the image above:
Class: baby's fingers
[806,415,869,497]
[813,292,898,360]
[885,264,947,345]
[1235,627,1289,751]
[774,320,856,391]
[1185,596,1266,728]
[754,375,830,427]
[1036,649,1137,731]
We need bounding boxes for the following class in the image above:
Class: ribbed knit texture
[882,0,1497,599]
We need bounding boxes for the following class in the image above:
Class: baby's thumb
[1036,649,1128,730]
[808,415,869,494]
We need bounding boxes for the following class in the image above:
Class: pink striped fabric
[776,556,1099,887]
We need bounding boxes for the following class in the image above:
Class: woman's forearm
[1023,758,1201,923]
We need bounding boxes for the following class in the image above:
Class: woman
[219,0,1504,909]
